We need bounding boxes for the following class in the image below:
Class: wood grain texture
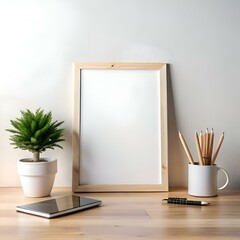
[0,188,240,239]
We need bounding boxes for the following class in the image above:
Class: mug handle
[217,167,229,190]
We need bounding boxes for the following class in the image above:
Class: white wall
[0,0,240,189]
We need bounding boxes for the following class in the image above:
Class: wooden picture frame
[72,62,168,192]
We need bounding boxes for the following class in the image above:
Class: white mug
[188,164,229,197]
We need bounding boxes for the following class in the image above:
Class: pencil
[201,130,207,165]
[203,129,210,165]
[199,130,204,162]
[178,131,195,164]
[211,132,224,165]
[195,131,204,165]
[208,128,214,164]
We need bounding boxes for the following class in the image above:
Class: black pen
[162,197,210,206]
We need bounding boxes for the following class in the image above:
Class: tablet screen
[16,195,102,218]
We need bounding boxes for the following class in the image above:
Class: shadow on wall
[167,64,187,188]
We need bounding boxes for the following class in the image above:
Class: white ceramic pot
[17,158,57,197]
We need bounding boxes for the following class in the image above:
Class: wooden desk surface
[0,188,240,239]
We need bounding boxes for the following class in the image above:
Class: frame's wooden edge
[72,63,81,192]
[160,64,169,190]
[73,184,168,193]
[72,62,169,193]
[74,62,166,70]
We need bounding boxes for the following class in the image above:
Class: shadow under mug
[188,164,229,197]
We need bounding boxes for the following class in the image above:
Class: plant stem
[33,152,40,162]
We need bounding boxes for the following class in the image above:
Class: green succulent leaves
[6,108,65,161]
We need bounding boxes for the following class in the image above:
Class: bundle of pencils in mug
[179,129,224,165]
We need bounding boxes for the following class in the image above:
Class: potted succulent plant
[6,108,65,197]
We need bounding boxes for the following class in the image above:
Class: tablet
[16,195,102,218]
